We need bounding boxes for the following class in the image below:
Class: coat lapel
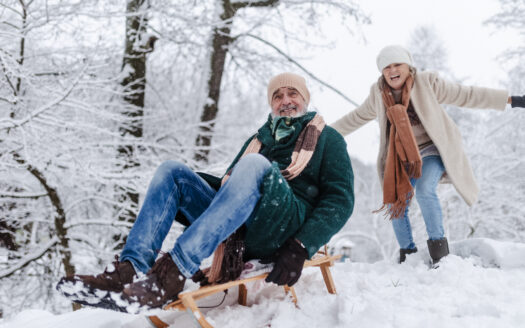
[408,75,426,124]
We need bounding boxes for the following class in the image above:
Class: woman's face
[382,63,411,90]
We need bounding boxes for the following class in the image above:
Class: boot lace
[147,253,174,289]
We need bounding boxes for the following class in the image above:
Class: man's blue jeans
[120,153,271,278]
[391,155,446,250]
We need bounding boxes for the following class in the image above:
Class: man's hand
[264,238,308,286]
[191,269,209,286]
[511,95,525,108]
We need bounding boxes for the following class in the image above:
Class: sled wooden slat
[148,315,170,328]
[283,285,298,305]
[164,273,268,310]
[181,294,213,328]
[149,250,341,328]
[238,283,248,306]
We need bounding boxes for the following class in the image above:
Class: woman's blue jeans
[120,153,271,278]
[391,155,446,250]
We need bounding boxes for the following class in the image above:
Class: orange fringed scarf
[376,76,422,219]
[205,114,326,283]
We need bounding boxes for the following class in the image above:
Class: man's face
[271,87,306,117]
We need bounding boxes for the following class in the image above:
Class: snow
[1,238,524,328]
[0,309,133,328]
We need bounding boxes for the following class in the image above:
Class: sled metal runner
[148,246,341,328]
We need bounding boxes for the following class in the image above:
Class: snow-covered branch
[0,237,58,279]
[0,191,48,199]
[65,220,134,229]
[240,33,359,107]
[0,63,88,130]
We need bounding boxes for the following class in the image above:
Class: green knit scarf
[270,116,295,142]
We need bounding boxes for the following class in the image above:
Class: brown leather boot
[56,255,136,307]
[121,253,186,311]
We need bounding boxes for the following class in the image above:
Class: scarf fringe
[373,190,415,220]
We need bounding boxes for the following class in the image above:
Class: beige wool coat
[331,71,508,206]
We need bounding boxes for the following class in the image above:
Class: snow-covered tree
[486,0,525,92]
[407,25,449,73]
[0,0,371,316]
[0,0,139,314]
[190,0,370,163]
[472,0,525,243]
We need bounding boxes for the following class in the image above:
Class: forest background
[0,0,523,318]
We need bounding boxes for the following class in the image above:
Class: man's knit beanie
[376,45,414,72]
[267,72,310,106]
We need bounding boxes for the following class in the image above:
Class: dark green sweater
[223,112,354,258]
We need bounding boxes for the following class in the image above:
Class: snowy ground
[2,238,525,328]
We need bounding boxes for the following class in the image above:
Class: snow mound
[1,308,134,328]
[2,238,524,328]
[451,238,525,269]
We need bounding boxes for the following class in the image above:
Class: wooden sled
[148,246,341,328]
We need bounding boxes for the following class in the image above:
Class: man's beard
[271,104,307,118]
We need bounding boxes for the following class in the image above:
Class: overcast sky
[305,0,519,164]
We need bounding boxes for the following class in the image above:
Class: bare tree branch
[0,51,19,97]
[0,3,23,17]
[0,237,58,279]
[0,192,48,199]
[232,0,279,10]
[0,96,16,104]
[0,63,87,130]
[65,220,134,229]
[242,33,359,107]
[12,152,76,277]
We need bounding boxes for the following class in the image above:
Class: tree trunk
[12,154,79,310]
[2,1,78,309]
[0,220,18,251]
[115,0,156,245]
[194,0,279,163]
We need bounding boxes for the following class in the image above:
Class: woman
[331,45,524,264]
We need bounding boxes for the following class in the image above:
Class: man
[57,72,354,313]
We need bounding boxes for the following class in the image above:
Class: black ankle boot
[427,238,449,264]
[399,247,418,263]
